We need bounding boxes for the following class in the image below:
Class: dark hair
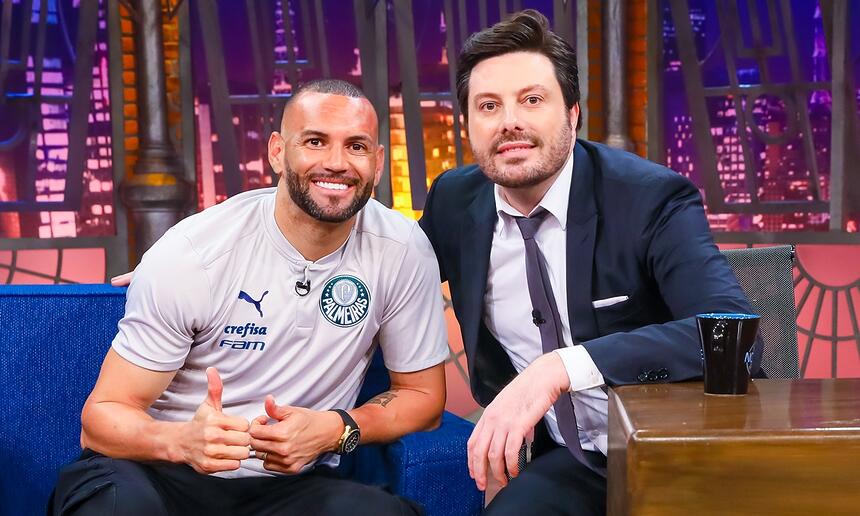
[283,79,369,119]
[456,9,581,130]
[291,78,366,100]
[281,79,372,128]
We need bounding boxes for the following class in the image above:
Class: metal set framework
[356,0,584,209]
[194,0,322,198]
[3,0,859,282]
[0,0,129,279]
[0,0,584,278]
[194,0,584,210]
[649,0,860,245]
[0,0,97,214]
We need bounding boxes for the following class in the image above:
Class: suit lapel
[460,182,496,364]
[567,141,599,342]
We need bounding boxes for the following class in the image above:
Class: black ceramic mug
[696,313,760,395]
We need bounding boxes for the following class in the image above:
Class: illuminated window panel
[0,249,105,284]
[0,0,116,239]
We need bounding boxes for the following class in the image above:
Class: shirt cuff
[554,346,605,392]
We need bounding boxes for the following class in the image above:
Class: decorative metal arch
[794,255,860,377]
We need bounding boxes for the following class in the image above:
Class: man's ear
[569,102,581,131]
[268,132,285,176]
[373,144,385,187]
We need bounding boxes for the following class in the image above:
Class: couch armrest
[383,411,482,516]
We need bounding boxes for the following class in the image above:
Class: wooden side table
[608,379,860,515]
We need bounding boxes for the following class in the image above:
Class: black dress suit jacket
[419,139,760,407]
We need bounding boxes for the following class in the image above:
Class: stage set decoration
[1,0,859,420]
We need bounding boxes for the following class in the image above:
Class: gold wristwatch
[332,409,360,455]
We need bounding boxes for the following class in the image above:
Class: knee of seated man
[52,455,167,516]
[484,468,605,516]
[317,481,421,516]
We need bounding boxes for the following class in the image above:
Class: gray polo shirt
[112,187,449,477]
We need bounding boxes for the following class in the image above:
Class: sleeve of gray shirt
[111,230,212,372]
[376,223,450,373]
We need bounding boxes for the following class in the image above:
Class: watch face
[342,429,360,454]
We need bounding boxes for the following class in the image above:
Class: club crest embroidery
[320,275,371,328]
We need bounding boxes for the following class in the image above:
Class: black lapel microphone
[295,280,311,296]
[532,309,545,326]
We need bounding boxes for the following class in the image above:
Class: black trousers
[48,450,422,516]
[484,442,607,516]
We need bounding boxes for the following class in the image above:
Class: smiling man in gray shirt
[50,79,448,516]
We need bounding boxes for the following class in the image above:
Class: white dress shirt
[482,152,609,454]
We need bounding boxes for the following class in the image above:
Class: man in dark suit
[419,10,759,515]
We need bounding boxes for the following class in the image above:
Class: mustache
[492,132,541,152]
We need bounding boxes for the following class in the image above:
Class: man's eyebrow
[472,91,501,100]
[346,133,374,143]
[298,129,328,139]
[516,84,549,96]
[471,84,548,101]
[297,129,374,143]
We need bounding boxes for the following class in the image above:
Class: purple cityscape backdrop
[2,0,859,241]
[662,0,860,232]
[0,0,114,240]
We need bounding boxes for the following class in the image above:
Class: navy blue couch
[0,284,482,515]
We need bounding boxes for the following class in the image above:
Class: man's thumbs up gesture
[204,366,224,412]
[181,367,251,474]
[249,395,344,474]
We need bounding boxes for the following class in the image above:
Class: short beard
[285,166,373,223]
[473,112,572,189]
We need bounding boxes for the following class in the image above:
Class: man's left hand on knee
[468,353,569,491]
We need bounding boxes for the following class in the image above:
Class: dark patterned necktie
[514,210,606,476]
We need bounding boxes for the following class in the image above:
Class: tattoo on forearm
[367,390,399,408]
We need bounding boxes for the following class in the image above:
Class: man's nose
[500,105,523,133]
[322,146,348,172]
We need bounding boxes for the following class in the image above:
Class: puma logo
[238,290,269,318]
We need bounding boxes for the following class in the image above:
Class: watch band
[332,409,358,431]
